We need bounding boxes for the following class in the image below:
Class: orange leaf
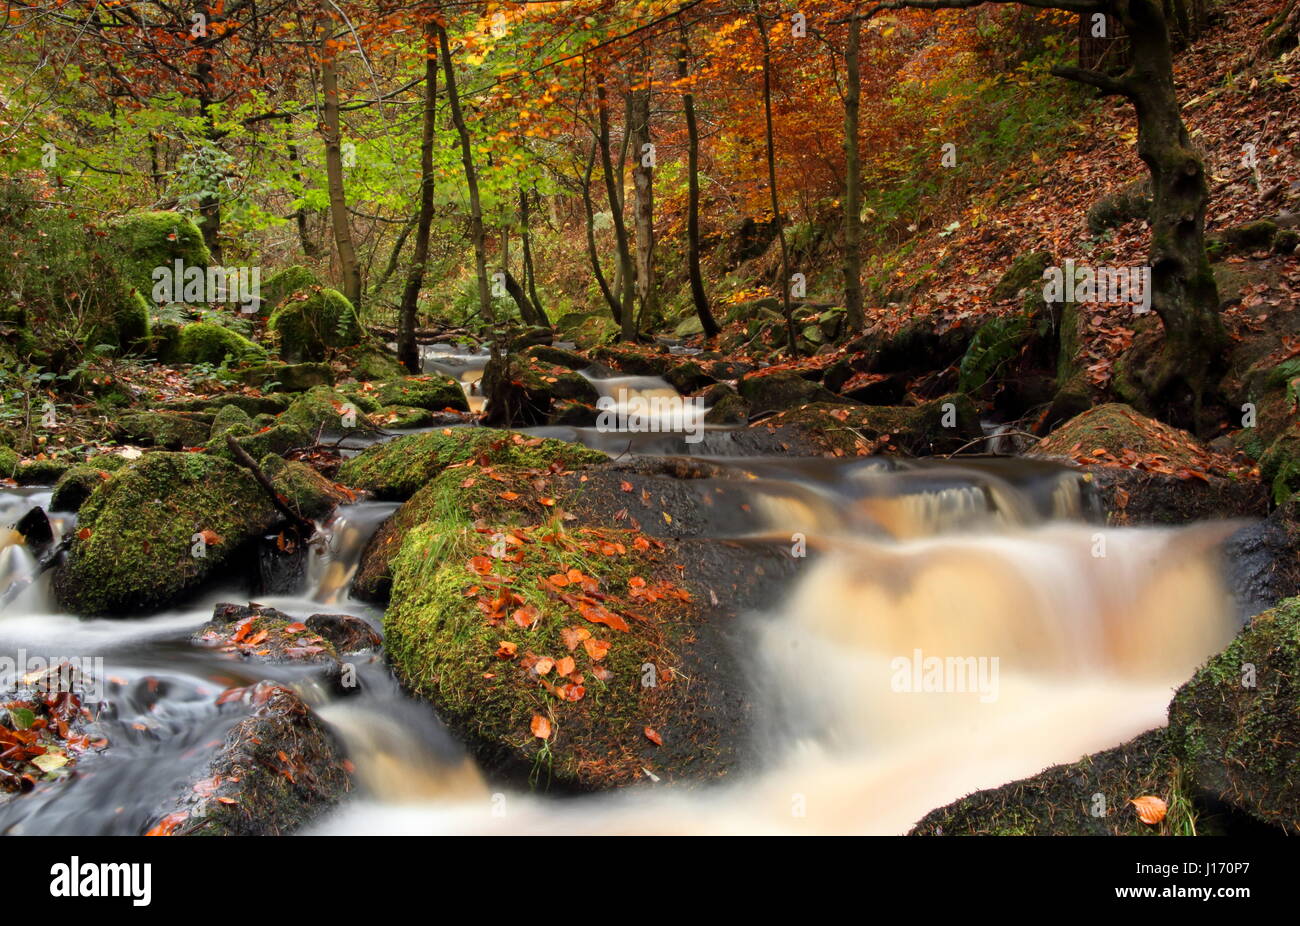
[1129,795,1167,825]
[77,527,92,541]
[560,626,590,650]
[499,491,520,501]
[583,638,610,660]
[538,496,555,507]
[644,726,663,746]
[534,657,555,675]
[468,556,494,575]
[555,656,576,676]
[198,528,223,546]
[530,714,551,739]
[495,640,518,659]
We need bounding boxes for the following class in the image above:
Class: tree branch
[1050,64,1131,97]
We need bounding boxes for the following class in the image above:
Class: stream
[0,358,1248,835]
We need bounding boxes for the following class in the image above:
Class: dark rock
[306,613,383,653]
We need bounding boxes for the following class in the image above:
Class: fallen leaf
[1130,795,1167,825]
[644,726,663,746]
[530,714,551,739]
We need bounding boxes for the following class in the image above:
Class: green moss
[373,405,436,429]
[233,422,310,460]
[280,385,373,435]
[268,287,361,362]
[373,376,468,412]
[1167,597,1300,834]
[762,395,982,456]
[260,454,347,519]
[241,361,335,393]
[351,344,407,381]
[336,427,607,500]
[166,322,266,366]
[260,265,320,316]
[991,251,1054,301]
[0,445,17,479]
[383,472,685,789]
[14,457,71,485]
[52,452,278,615]
[107,211,210,304]
[1259,423,1300,505]
[737,371,838,411]
[50,462,118,512]
[115,410,211,449]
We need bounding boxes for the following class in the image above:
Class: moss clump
[280,385,374,435]
[232,422,310,461]
[1085,181,1150,235]
[555,312,619,350]
[163,394,291,417]
[259,265,320,316]
[50,461,120,512]
[52,452,279,615]
[336,427,607,500]
[1259,423,1300,505]
[166,322,266,366]
[991,251,1054,301]
[268,287,361,362]
[1031,403,1235,475]
[115,410,211,449]
[0,445,18,479]
[209,403,253,439]
[374,375,468,412]
[261,454,349,519]
[108,211,211,285]
[1167,597,1300,834]
[14,457,72,485]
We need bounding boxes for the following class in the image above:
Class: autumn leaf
[198,528,223,546]
[538,496,555,507]
[555,656,576,677]
[495,640,518,659]
[534,657,554,675]
[499,491,520,501]
[644,726,663,746]
[560,626,590,650]
[583,638,610,660]
[1130,795,1167,825]
[530,714,551,739]
[468,556,494,575]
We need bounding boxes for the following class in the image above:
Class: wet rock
[737,371,841,413]
[741,396,982,457]
[350,344,407,381]
[1221,503,1300,619]
[663,359,716,394]
[14,506,52,548]
[1083,466,1267,525]
[589,345,672,376]
[12,458,72,486]
[1168,596,1300,834]
[522,343,595,371]
[261,454,351,519]
[160,394,292,417]
[52,453,280,616]
[148,683,352,836]
[480,353,600,428]
[306,613,383,653]
[195,602,339,663]
[50,464,118,512]
[701,384,749,425]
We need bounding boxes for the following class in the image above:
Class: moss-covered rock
[13,457,71,485]
[737,370,841,412]
[372,405,436,429]
[261,454,350,519]
[373,375,468,412]
[280,385,374,436]
[701,384,749,425]
[1085,180,1150,235]
[209,403,253,443]
[161,394,292,417]
[336,427,607,500]
[52,453,279,615]
[1259,422,1300,505]
[165,321,265,366]
[910,729,1200,836]
[105,211,209,347]
[50,460,124,512]
[522,344,591,371]
[240,361,335,392]
[1168,596,1300,834]
[755,395,982,456]
[589,345,672,376]
[382,468,745,790]
[268,287,361,362]
[663,360,716,394]
[555,312,618,350]
[259,265,321,316]
[114,411,211,449]
[0,444,18,480]
[151,684,352,835]
[350,344,407,381]
[1030,403,1236,475]
[232,422,310,461]
[480,354,600,428]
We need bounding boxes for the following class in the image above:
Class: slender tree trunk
[397,20,438,373]
[196,52,222,262]
[581,142,621,322]
[842,17,866,334]
[628,60,655,338]
[320,48,363,311]
[596,69,636,337]
[755,11,798,357]
[438,23,493,327]
[285,126,323,259]
[678,20,720,338]
[519,188,548,325]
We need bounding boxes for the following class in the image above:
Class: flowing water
[0,438,1247,835]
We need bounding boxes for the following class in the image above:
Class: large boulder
[1167,596,1300,834]
[106,211,210,347]
[737,370,840,412]
[259,265,321,317]
[52,453,279,615]
[480,353,600,428]
[114,410,211,449]
[373,375,468,412]
[336,427,607,500]
[268,287,362,362]
[744,396,982,457]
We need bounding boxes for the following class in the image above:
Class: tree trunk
[320,48,363,312]
[581,142,622,322]
[596,69,637,338]
[755,11,798,357]
[628,62,655,339]
[438,23,493,327]
[397,20,438,373]
[519,188,548,326]
[1259,0,1299,59]
[679,20,720,338]
[842,17,866,335]
[196,52,222,262]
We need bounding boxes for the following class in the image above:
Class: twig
[225,435,318,538]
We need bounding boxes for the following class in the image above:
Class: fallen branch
[225,435,318,538]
